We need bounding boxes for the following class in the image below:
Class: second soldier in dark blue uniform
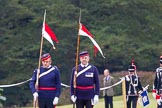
[70,51,100,108]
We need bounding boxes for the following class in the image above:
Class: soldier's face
[42,58,52,68]
[80,55,90,65]
[129,71,134,76]
[160,63,162,67]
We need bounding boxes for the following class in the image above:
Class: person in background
[103,69,115,108]
[70,51,100,108]
[29,53,61,108]
[152,56,162,108]
[125,64,143,108]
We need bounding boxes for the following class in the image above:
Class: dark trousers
[38,97,56,108]
[157,103,162,108]
[104,95,113,108]
[127,96,138,108]
[76,98,93,108]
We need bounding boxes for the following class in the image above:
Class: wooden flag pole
[33,9,46,108]
[122,78,127,108]
[35,28,44,89]
[33,33,44,108]
[73,9,81,108]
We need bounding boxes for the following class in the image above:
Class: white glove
[92,95,99,105]
[120,77,125,81]
[53,97,59,105]
[33,92,38,101]
[125,75,130,81]
[152,89,156,99]
[71,95,77,103]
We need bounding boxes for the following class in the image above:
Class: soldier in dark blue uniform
[70,51,100,108]
[29,53,61,108]
[125,64,143,108]
[152,56,162,108]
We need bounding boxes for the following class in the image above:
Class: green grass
[24,93,157,108]
[57,93,156,108]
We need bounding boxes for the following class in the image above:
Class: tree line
[0,0,162,107]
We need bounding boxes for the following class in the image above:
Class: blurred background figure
[103,69,115,108]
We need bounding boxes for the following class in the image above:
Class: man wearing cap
[29,53,61,108]
[70,51,100,108]
[152,56,162,108]
[125,65,143,108]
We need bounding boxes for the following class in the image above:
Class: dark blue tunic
[29,65,61,98]
[70,64,100,99]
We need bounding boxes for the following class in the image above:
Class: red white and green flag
[78,23,105,58]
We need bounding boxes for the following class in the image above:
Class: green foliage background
[0,0,162,107]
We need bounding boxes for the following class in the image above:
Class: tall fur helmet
[128,65,135,72]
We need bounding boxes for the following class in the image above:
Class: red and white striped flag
[78,23,105,58]
[42,11,59,49]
